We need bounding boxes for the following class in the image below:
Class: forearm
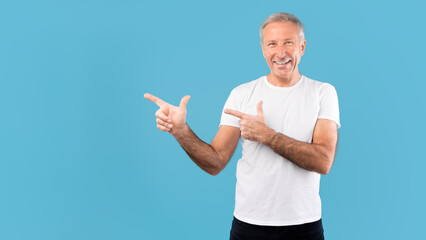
[171,124,223,175]
[263,129,333,175]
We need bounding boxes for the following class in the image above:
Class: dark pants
[230,217,325,240]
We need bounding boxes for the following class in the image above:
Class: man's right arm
[144,93,240,175]
[172,125,240,175]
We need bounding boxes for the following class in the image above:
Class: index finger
[144,93,167,107]
[224,109,247,119]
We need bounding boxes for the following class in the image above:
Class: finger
[179,95,191,109]
[156,118,173,129]
[157,124,171,132]
[241,131,248,139]
[144,93,168,107]
[224,109,246,119]
[155,108,171,123]
[257,101,264,118]
[239,119,246,126]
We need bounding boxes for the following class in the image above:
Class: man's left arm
[264,118,338,175]
[225,102,338,175]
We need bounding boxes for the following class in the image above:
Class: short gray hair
[259,12,305,43]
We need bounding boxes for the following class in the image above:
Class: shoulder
[230,76,264,95]
[302,75,336,94]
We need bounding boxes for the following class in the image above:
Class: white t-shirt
[220,75,341,226]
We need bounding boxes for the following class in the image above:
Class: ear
[300,39,306,56]
[260,41,266,59]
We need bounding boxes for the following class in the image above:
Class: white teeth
[275,60,290,65]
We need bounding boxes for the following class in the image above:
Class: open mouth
[274,60,291,65]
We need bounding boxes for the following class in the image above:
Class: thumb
[257,100,264,118]
[179,95,191,108]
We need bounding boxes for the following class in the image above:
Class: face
[261,21,306,82]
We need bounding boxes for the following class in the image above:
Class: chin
[273,71,292,79]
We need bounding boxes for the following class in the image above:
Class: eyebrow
[264,38,296,41]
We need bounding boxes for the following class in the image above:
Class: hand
[144,93,191,135]
[224,101,273,143]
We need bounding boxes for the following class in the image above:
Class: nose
[276,45,286,59]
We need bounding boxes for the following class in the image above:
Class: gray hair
[259,12,305,44]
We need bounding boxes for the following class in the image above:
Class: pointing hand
[224,101,273,143]
[144,93,191,134]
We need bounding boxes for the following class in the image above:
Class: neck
[267,72,302,88]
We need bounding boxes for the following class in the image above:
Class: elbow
[207,152,229,176]
[207,166,223,176]
[206,161,225,176]
[208,169,221,176]
[320,167,331,175]
[210,160,228,176]
[319,156,334,175]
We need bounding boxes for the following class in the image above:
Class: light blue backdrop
[1,0,425,239]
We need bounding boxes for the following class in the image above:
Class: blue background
[1,0,425,239]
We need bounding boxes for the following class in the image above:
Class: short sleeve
[219,89,241,128]
[318,85,341,128]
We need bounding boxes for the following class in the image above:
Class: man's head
[260,12,305,43]
[260,12,306,84]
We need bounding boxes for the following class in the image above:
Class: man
[145,12,340,240]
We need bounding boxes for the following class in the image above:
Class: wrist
[261,127,277,146]
[170,123,189,138]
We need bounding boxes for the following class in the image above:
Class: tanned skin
[144,21,338,176]
[224,101,338,175]
[144,94,337,176]
[144,93,240,176]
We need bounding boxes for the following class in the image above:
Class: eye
[284,41,294,45]
[267,42,276,46]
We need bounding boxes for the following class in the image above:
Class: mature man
[145,12,340,240]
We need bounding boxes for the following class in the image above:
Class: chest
[242,87,320,142]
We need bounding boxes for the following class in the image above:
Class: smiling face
[261,21,306,86]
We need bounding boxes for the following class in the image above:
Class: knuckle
[157,124,167,132]
[156,118,165,125]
